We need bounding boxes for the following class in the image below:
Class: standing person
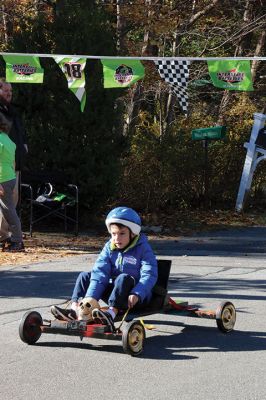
[0,112,24,252]
[0,78,28,246]
[51,207,158,331]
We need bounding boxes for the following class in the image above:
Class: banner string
[0,52,266,61]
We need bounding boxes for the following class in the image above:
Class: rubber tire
[122,320,145,356]
[19,311,43,344]
[216,301,236,333]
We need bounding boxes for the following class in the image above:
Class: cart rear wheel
[122,321,145,356]
[216,301,236,333]
[19,311,43,344]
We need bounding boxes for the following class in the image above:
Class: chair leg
[75,196,79,236]
[29,187,33,237]
[68,184,79,236]
[64,206,67,232]
[21,183,33,237]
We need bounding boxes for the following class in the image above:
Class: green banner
[3,55,44,83]
[208,60,253,91]
[101,59,145,88]
[54,57,86,112]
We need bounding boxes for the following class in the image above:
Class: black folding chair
[20,170,79,236]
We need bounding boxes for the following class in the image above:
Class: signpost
[192,126,226,206]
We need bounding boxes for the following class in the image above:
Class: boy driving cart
[51,207,158,331]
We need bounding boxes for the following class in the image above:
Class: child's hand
[0,184,4,196]
[128,294,139,308]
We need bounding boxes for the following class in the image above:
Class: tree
[3,0,126,213]
[102,0,266,211]
[1,0,265,217]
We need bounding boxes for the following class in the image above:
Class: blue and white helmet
[105,207,141,235]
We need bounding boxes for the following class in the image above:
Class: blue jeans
[71,272,139,310]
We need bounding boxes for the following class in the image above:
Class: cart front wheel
[19,311,43,344]
[122,321,145,356]
[216,301,236,333]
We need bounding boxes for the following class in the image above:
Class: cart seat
[116,259,172,321]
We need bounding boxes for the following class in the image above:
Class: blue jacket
[86,233,158,302]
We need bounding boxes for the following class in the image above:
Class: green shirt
[0,132,16,183]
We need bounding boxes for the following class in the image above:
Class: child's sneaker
[92,309,115,332]
[50,305,77,321]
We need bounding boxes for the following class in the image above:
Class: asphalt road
[0,227,266,400]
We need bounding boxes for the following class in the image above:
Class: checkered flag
[155,60,190,116]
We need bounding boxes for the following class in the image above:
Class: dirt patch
[1,210,265,267]
[0,233,107,267]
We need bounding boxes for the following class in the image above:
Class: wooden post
[235,113,266,212]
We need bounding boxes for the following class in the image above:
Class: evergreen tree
[6,0,126,214]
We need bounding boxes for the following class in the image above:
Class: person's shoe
[2,241,25,252]
[50,305,77,321]
[92,309,115,332]
[1,237,11,251]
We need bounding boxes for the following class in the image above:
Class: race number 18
[64,63,82,79]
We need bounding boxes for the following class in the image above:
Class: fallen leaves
[1,209,265,267]
[0,232,107,267]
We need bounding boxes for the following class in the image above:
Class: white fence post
[235,113,266,212]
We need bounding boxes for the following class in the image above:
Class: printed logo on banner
[114,64,133,85]
[217,69,245,84]
[101,59,145,88]
[12,64,37,76]
[207,60,253,91]
[3,55,44,83]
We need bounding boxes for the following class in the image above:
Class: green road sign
[192,126,226,141]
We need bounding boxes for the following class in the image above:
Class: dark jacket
[0,102,27,171]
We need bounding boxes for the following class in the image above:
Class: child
[51,207,158,330]
[0,112,24,252]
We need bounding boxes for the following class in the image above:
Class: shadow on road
[0,270,78,299]
[32,322,266,361]
[1,270,265,302]
[167,273,266,301]
[142,324,266,359]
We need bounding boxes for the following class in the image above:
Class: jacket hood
[109,232,148,252]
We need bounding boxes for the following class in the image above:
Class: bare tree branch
[251,29,266,79]
[208,13,266,51]
[187,0,220,27]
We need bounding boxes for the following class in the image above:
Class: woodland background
[0,0,266,228]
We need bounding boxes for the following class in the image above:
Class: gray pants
[0,171,19,241]
[0,178,22,243]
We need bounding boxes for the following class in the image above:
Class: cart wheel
[19,311,43,344]
[216,301,236,333]
[122,320,145,356]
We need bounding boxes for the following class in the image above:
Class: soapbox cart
[19,259,236,357]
